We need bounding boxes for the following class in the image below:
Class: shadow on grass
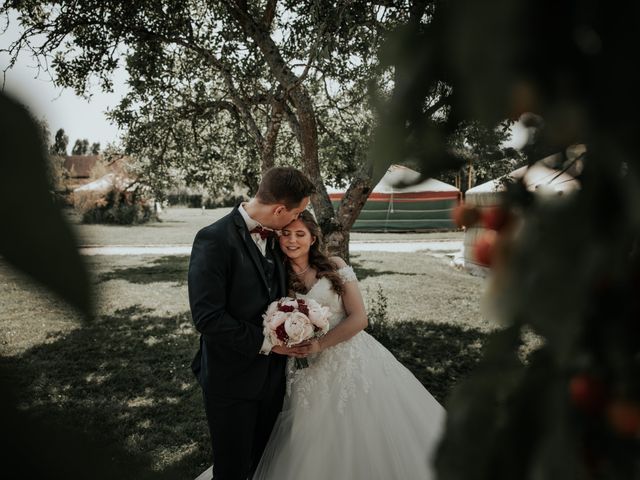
[350,258,419,281]
[0,305,209,479]
[96,255,418,285]
[1,307,486,477]
[99,256,190,285]
[367,320,487,404]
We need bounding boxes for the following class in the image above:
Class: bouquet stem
[295,357,309,369]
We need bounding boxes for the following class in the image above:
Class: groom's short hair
[256,167,316,209]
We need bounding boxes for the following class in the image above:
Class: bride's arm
[302,256,368,354]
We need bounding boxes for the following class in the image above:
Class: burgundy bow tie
[250,225,274,240]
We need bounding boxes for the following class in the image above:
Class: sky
[1,14,127,149]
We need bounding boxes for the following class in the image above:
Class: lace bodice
[284,265,406,414]
[295,266,356,329]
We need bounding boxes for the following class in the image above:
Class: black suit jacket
[188,207,287,399]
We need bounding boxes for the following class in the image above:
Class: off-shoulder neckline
[297,266,352,296]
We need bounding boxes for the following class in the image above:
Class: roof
[466,154,580,196]
[327,165,460,195]
[63,155,100,178]
[63,154,131,179]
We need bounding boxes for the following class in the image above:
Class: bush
[74,188,155,225]
[365,285,391,342]
[165,193,203,208]
[165,188,247,209]
[203,194,247,209]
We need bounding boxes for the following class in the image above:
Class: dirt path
[79,240,463,256]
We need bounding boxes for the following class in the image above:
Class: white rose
[284,312,314,345]
[266,311,288,330]
[307,301,330,334]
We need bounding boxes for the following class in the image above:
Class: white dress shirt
[238,203,270,256]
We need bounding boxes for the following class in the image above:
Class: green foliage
[71,138,89,155]
[441,120,525,191]
[365,284,390,339]
[373,0,640,478]
[51,128,69,155]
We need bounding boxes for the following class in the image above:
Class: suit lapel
[232,209,270,292]
[272,243,287,297]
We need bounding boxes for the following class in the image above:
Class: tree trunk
[227,3,373,261]
[324,171,372,260]
[260,96,285,174]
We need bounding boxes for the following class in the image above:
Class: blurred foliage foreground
[367,1,640,479]
[2,1,640,479]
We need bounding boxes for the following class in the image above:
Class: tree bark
[261,95,285,174]
[224,2,374,260]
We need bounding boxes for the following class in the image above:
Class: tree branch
[262,0,278,30]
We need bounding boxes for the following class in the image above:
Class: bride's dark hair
[286,210,345,296]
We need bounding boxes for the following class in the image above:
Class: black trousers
[203,362,285,480]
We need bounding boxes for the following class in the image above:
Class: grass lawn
[1,216,487,478]
[68,206,464,246]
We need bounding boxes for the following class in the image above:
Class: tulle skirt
[253,331,446,480]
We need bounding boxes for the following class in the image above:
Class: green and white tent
[328,165,461,232]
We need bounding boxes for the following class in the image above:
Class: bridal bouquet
[263,297,330,368]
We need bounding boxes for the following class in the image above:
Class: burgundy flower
[298,302,309,316]
[275,323,288,342]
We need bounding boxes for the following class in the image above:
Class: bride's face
[279,219,315,261]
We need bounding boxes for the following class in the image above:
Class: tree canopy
[51,128,69,156]
[2,0,507,256]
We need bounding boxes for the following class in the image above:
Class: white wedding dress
[253,266,446,480]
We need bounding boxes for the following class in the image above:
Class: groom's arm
[188,228,264,358]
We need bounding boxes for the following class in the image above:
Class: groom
[188,166,315,480]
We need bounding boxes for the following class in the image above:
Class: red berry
[569,374,607,414]
[482,206,510,231]
[473,230,498,266]
[607,400,640,437]
[452,203,481,228]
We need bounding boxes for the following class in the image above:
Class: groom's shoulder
[194,208,238,240]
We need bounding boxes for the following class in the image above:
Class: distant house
[62,155,130,191]
[63,155,100,190]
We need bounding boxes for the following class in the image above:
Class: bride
[253,210,446,480]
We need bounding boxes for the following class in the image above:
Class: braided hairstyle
[285,210,345,296]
